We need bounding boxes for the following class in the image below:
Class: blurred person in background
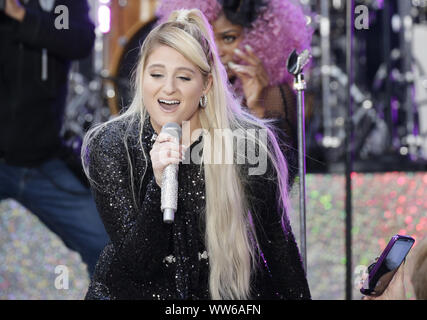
[0,0,109,278]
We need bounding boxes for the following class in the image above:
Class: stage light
[98,4,111,34]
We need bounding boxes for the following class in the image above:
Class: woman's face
[212,12,244,79]
[142,45,211,134]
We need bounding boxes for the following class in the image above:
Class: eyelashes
[223,35,237,44]
[150,74,191,81]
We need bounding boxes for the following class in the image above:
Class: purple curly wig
[156,0,313,97]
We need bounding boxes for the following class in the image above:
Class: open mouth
[158,99,180,113]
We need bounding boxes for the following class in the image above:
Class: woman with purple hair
[157,0,313,185]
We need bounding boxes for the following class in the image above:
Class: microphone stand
[287,50,311,272]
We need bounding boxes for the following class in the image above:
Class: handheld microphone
[160,122,182,224]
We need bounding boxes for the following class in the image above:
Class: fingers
[233,45,260,67]
[152,141,181,154]
[151,142,186,166]
[228,62,269,88]
[152,132,184,156]
[150,134,187,186]
[228,63,256,78]
[243,45,259,62]
[151,132,187,164]
[157,148,182,162]
[232,45,270,85]
[154,132,179,145]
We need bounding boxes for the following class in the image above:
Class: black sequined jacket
[84,116,310,300]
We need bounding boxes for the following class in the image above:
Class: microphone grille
[298,50,311,70]
[161,122,182,140]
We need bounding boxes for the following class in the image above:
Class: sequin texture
[84,116,310,300]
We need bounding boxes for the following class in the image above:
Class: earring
[199,94,208,108]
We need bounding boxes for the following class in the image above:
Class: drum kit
[62,0,427,171]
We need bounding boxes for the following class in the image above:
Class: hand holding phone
[360,234,415,297]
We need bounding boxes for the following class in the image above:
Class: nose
[216,43,225,58]
[218,48,224,58]
[163,76,177,95]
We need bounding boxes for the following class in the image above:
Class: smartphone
[360,234,415,297]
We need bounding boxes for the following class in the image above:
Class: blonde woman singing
[82,9,310,300]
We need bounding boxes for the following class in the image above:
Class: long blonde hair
[82,9,291,300]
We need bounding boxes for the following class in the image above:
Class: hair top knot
[172,9,192,23]
[165,10,215,70]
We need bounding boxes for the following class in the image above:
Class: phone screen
[361,236,414,296]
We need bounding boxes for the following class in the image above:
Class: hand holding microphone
[149,123,187,223]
